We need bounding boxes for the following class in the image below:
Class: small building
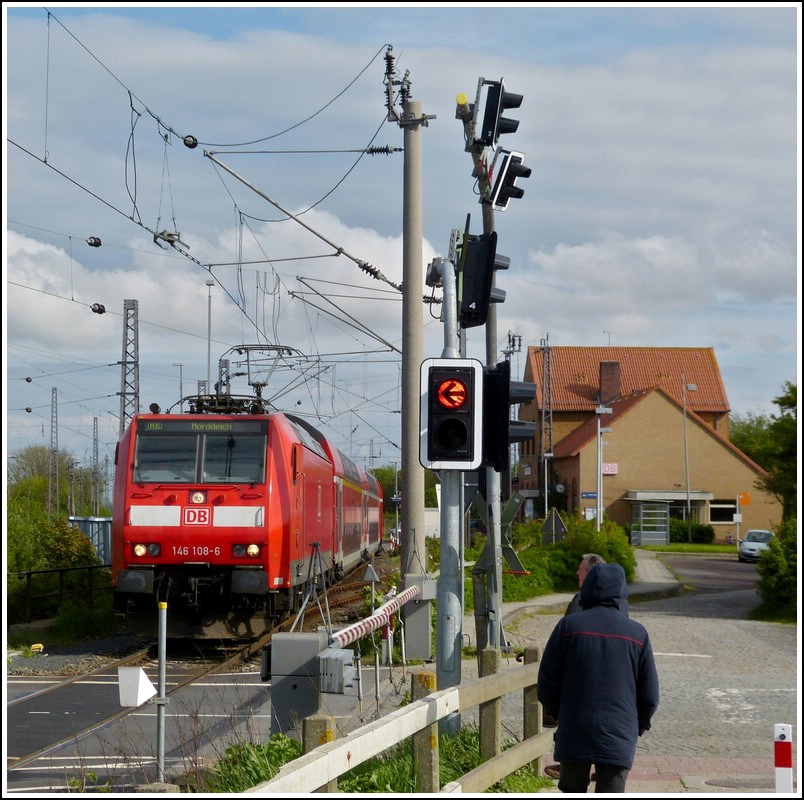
[516,346,782,543]
[68,516,112,563]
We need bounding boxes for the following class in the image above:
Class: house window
[709,499,737,524]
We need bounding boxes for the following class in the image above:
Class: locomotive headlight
[133,543,161,558]
[233,543,261,558]
[190,490,207,504]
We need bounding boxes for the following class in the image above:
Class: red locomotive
[112,395,383,638]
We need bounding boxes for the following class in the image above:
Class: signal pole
[456,78,530,655]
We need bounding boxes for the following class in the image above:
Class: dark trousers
[558,762,629,793]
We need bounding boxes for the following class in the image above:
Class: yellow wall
[550,392,781,540]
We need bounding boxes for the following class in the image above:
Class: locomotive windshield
[134,418,267,484]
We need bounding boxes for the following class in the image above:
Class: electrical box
[319,647,355,694]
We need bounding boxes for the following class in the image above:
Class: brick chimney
[599,361,621,405]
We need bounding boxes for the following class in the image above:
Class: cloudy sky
[3,3,800,477]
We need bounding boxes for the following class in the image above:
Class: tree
[7,445,109,576]
[730,382,797,520]
[372,463,441,517]
[8,445,108,519]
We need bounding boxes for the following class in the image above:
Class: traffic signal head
[478,79,523,147]
[420,358,483,471]
[483,360,537,473]
[490,149,532,212]
[459,231,510,329]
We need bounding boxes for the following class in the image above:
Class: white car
[738,529,775,562]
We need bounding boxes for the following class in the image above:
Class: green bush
[463,513,635,609]
[7,518,108,625]
[755,518,797,618]
[669,518,715,544]
[52,598,119,641]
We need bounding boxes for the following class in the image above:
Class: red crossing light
[420,358,483,471]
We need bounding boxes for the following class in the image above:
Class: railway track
[7,578,371,774]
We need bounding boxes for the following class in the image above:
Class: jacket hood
[580,563,628,611]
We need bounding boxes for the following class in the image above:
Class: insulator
[358,261,380,279]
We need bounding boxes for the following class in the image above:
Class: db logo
[183,507,211,525]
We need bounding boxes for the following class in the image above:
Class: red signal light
[420,359,483,470]
[436,378,468,410]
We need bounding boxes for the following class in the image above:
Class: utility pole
[595,406,612,531]
[682,372,697,542]
[384,48,436,661]
[92,417,100,516]
[48,387,58,519]
[173,363,184,412]
[206,280,215,392]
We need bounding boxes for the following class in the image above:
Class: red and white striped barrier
[774,723,793,793]
[329,584,420,649]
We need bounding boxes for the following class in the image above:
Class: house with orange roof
[515,346,782,543]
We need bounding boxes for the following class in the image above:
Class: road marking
[654,652,712,657]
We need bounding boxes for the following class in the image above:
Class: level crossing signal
[419,358,483,471]
[477,79,523,147]
[489,149,532,212]
[459,231,510,329]
[483,359,537,473]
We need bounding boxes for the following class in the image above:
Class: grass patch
[8,603,120,650]
[207,726,553,793]
[639,544,737,555]
[748,603,797,624]
[51,602,120,641]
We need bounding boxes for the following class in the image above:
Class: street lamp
[682,373,698,542]
[172,363,184,412]
[543,452,553,517]
[205,279,215,392]
[595,405,613,532]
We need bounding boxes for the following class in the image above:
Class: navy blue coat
[537,563,659,769]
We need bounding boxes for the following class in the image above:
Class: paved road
[501,554,798,790]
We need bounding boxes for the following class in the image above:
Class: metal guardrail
[248,647,548,794]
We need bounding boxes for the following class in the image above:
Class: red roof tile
[525,346,729,414]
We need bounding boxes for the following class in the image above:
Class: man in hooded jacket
[537,563,659,793]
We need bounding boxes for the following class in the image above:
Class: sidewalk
[461,547,685,647]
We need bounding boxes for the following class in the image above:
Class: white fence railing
[247,647,549,794]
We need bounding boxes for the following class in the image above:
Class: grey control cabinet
[270,631,328,736]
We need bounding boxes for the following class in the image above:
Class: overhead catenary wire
[205,151,404,292]
[41,9,391,149]
[11,14,409,463]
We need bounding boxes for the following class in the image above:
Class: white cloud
[4,6,799,464]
